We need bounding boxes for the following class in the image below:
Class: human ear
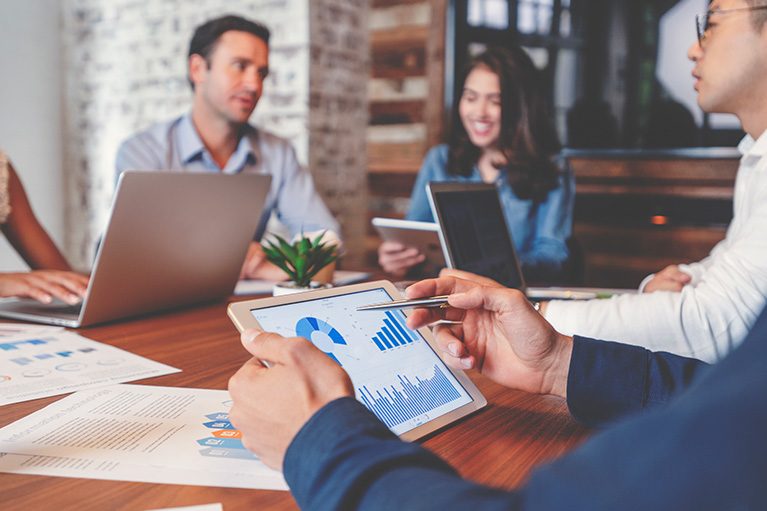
[188,53,208,88]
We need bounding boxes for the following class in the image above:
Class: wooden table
[0,299,590,510]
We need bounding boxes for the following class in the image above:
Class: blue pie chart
[295,317,347,366]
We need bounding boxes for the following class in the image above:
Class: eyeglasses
[696,5,767,44]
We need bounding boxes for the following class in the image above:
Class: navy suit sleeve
[284,397,522,511]
[566,336,708,427]
[283,317,767,511]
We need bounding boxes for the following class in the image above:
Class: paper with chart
[0,325,179,405]
[0,384,287,490]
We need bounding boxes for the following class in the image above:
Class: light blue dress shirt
[115,113,340,241]
[407,144,574,279]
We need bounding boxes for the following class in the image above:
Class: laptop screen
[429,184,525,290]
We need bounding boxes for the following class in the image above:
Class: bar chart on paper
[1,338,98,367]
[358,364,462,428]
[0,330,179,406]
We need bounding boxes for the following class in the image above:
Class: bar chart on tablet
[251,288,474,434]
[359,364,462,428]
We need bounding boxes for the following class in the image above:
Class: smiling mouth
[470,121,494,136]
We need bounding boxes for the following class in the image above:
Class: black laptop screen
[431,187,525,290]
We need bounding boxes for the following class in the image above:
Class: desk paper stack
[0,384,287,490]
[0,323,179,406]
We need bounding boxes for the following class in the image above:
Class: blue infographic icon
[295,317,347,365]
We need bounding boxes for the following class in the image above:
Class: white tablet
[372,217,446,274]
[228,280,487,441]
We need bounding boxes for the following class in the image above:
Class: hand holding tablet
[228,280,486,441]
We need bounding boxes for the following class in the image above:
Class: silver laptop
[0,171,271,327]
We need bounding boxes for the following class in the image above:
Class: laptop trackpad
[0,298,82,320]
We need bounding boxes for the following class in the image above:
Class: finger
[241,327,265,350]
[241,330,317,366]
[242,254,265,278]
[448,285,527,314]
[437,350,475,370]
[383,248,421,265]
[26,275,80,304]
[406,305,465,329]
[48,273,89,297]
[431,324,468,358]
[380,241,406,253]
[439,268,504,288]
[383,254,425,273]
[404,278,440,299]
[670,272,692,283]
[406,275,485,300]
[407,307,442,329]
[228,356,270,398]
[17,283,53,304]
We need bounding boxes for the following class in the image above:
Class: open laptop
[426,182,634,300]
[0,171,271,327]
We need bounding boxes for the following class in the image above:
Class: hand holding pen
[386,276,572,398]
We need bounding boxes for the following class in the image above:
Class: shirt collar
[177,112,258,172]
[738,129,767,162]
[177,113,206,164]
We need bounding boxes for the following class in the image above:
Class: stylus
[356,295,450,311]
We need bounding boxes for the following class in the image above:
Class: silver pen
[356,295,450,311]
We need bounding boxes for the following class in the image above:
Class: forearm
[566,336,708,427]
[543,289,741,363]
[2,222,70,270]
[3,166,70,270]
[285,398,522,511]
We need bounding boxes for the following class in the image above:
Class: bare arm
[1,161,70,270]
[0,162,88,303]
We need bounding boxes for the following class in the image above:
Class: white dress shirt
[545,131,767,362]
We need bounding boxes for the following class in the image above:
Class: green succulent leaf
[261,231,340,287]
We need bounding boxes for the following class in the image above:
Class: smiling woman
[378,46,574,284]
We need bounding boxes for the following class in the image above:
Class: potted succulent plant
[263,231,341,295]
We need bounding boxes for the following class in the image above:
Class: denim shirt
[406,145,574,280]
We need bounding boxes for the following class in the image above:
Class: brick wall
[61,0,368,268]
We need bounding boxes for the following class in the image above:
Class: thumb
[241,327,296,366]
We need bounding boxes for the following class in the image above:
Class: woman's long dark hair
[447,46,561,201]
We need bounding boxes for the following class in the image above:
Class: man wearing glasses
[225,2,767,509]
[538,0,767,365]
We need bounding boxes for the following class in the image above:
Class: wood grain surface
[0,299,590,511]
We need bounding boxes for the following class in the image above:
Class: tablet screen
[249,287,474,436]
[431,187,525,289]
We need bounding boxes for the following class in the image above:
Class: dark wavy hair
[447,46,561,201]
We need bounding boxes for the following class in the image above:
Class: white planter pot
[272,281,333,296]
